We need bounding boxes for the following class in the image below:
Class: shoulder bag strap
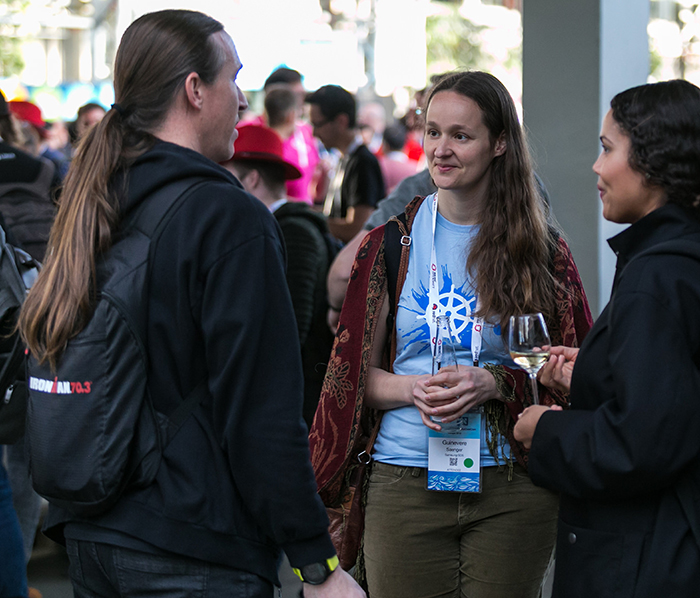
[125,177,208,239]
[123,177,213,432]
[384,211,409,322]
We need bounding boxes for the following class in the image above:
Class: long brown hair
[425,71,557,325]
[20,9,226,369]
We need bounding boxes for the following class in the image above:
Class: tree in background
[426,2,486,76]
[0,0,26,77]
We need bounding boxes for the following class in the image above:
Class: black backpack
[0,156,57,263]
[0,220,40,445]
[26,178,209,517]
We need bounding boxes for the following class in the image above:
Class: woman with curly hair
[515,79,700,597]
[310,71,593,598]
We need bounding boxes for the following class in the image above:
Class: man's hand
[302,567,366,598]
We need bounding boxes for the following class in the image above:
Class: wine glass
[508,313,551,405]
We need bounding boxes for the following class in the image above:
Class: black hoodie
[48,141,334,584]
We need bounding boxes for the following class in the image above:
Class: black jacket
[46,142,334,584]
[273,202,334,427]
[529,204,700,597]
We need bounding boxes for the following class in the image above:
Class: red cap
[232,124,302,180]
[9,100,48,138]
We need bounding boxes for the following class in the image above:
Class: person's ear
[494,132,507,157]
[286,109,297,126]
[336,112,350,130]
[184,72,204,110]
[245,168,261,190]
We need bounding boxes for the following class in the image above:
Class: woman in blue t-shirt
[359,71,592,598]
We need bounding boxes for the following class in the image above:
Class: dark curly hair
[610,79,700,215]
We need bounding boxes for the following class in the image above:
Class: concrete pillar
[522,0,649,315]
[62,30,81,82]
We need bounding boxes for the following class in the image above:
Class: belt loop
[411,467,422,478]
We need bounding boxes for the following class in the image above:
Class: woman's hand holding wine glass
[538,346,579,393]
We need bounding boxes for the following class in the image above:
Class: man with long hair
[18,10,363,598]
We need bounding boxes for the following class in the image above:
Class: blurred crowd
[5,11,700,598]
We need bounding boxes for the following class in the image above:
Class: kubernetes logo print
[401,266,481,353]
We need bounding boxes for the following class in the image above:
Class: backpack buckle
[400,235,411,247]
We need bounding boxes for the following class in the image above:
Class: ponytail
[19,110,151,368]
[19,9,226,369]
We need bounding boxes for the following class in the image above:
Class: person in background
[310,70,592,598]
[325,168,434,331]
[306,85,384,243]
[0,446,28,598]
[0,90,32,598]
[0,97,58,262]
[400,87,429,163]
[515,79,700,598]
[357,101,386,156]
[8,100,68,181]
[71,102,106,148]
[222,123,335,428]
[264,87,321,206]
[264,66,306,106]
[8,100,47,152]
[378,122,419,195]
[44,120,72,173]
[17,10,363,598]
[255,67,325,205]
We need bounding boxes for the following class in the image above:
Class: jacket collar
[608,203,700,293]
[608,204,700,266]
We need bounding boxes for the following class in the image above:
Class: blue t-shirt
[373,195,512,468]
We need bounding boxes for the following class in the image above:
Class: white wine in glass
[508,313,551,405]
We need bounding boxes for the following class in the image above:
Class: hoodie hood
[121,140,243,216]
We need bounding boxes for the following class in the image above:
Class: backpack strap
[0,335,23,395]
[123,177,207,240]
[0,226,39,392]
[164,377,209,441]
[0,212,21,249]
[120,177,211,429]
[384,211,408,322]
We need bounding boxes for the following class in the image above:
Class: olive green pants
[363,462,558,598]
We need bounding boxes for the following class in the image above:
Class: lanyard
[428,193,483,367]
